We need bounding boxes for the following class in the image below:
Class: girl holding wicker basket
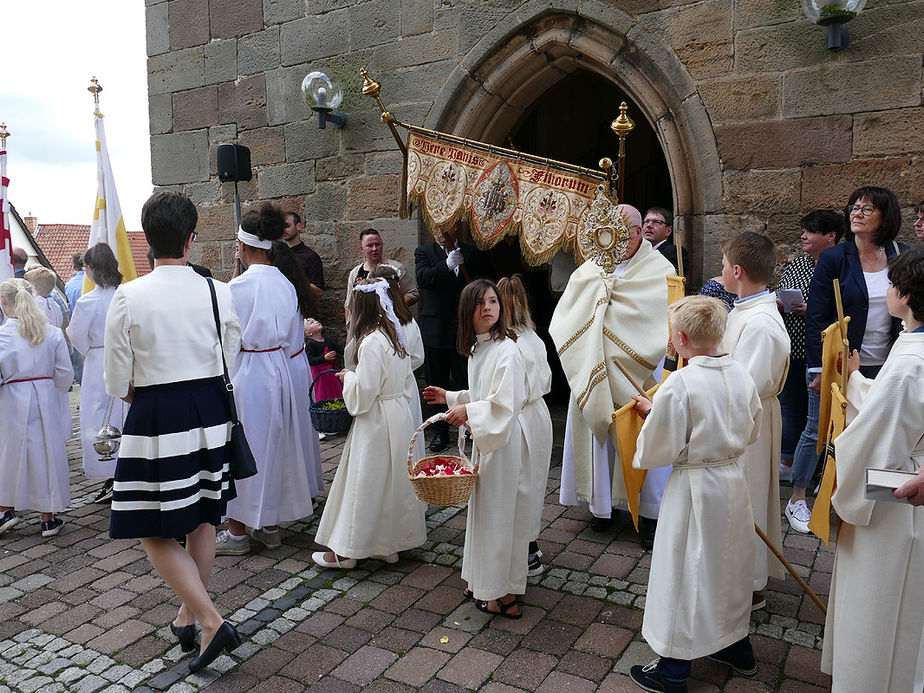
[423,279,531,619]
[312,278,427,569]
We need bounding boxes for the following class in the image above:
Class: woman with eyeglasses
[913,201,924,241]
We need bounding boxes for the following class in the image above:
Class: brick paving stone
[322,624,374,652]
[385,646,451,686]
[783,645,828,686]
[394,607,442,633]
[273,629,317,653]
[362,681,417,693]
[368,626,422,654]
[590,553,637,579]
[437,647,504,689]
[20,601,68,626]
[331,645,398,686]
[521,620,583,655]
[420,681,470,693]
[47,566,107,593]
[326,597,364,617]
[94,604,140,629]
[344,607,394,632]
[487,604,546,636]
[557,649,613,682]
[566,539,607,557]
[295,611,344,638]
[467,628,522,656]
[401,565,453,590]
[521,586,563,611]
[85,619,153,654]
[492,649,558,689]
[247,674,309,693]
[419,626,472,654]
[779,681,826,692]
[480,685,528,693]
[574,622,634,658]
[239,646,292,678]
[548,594,603,627]
[279,642,347,682]
[305,679,360,693]
[117,635,171,668]
[536,670,598,693]
[370,584,426,615]
[415,585,467,615]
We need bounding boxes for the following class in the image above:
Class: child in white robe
[821,248,924,693]
[719,232,790,609]
[67,243,127,497]
[0,279,73,538]
[424,279,531,618]
[217,206,314,555]
[498,275,553,577]
[313,278,426,568]
[630,296,763,691]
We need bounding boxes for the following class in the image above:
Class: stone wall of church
[146,0,923,310]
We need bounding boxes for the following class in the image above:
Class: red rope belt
[2,376,52,386]
[290,346,305,359]
[241,346,283,353]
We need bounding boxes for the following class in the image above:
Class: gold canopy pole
[610,102,635,206]
[88,76,103,104]
[361,68,407,157]
[0,123,9,148]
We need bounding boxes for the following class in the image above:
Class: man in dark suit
[643,207,689,275]
[415,223,486,452]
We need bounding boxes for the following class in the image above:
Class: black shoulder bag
[206,278,258,480]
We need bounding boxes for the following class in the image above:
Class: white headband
[354,279,408,349]
[237,227,272,250]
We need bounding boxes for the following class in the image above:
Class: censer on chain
[93,397,122,461]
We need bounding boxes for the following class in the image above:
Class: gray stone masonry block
[239,27,281,76]
[209,124,237,143]
[148,94,173,135]
[372,30,456,70]
[266,64,312,127]
[146,2,169,57]
[783,56,921,118]
[204,40,238,85]
[304,182,348,222]
[148,47,205,96]
[401,0,433,36]
[280,12,350,66]
[258,160,317,199]
[284,120,340,163]
[349,0,401,50]
[184,181,223,206]
[316,153,365,180]
[457,2,510,56]
[365,150,403,176]
[264,0,306,24]
[151,130,211,185]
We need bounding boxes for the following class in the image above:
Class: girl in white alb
[424,279,530,619]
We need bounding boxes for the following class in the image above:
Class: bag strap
[206,278,241,423]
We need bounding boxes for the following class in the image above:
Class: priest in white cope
[549,204,673,538]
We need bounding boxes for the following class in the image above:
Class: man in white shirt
[344,228,418,320]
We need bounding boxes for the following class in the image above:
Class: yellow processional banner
[809,383,848,545]
[402,129,605,266]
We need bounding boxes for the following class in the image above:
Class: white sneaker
[785,500,812,533]
[215,529,251,555]
[318,432,327,441]
[249,527,282,549]
[779,462,792,483]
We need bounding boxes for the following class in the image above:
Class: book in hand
[776,289,803,313]
[864,468,917,503]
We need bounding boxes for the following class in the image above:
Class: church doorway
[478,70,672,402]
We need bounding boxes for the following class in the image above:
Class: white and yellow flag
[83,103,137,293]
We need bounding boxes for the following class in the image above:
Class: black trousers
[423,345,468,440]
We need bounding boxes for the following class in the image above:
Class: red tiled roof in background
[33,224,151,282]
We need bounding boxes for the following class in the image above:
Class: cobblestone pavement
[0,390,834,692]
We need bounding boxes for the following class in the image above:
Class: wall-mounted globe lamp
[802,0,867,51]
[301,71,346,129]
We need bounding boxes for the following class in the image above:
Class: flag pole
[0,122,8,148]
[754,523,827,615]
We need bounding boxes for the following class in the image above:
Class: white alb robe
[513,328,553,541]
[288,347,324,499]
[404,318,426,462]
[226,265,313,527]
[315,329,426,558]
[821,331,924,693]
[67,286,127,479]
[447,335,531,601]
[634,356,762,659]
[551,243,673,519]
[722,293,790,590]
[0,321,74,512]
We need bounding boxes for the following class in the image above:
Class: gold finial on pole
[360,68,407,156]
[0,123,9,148]
[610,102,635,202]
[88,76,103,104]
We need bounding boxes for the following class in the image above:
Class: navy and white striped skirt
[109,376,237,539]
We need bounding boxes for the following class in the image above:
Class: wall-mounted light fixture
[301,71,346,129]
[802,0,867,51]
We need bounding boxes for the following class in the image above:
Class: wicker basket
[407,413,478,506]
[309,370,352,434]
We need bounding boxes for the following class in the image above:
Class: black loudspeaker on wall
[216,143,253,182]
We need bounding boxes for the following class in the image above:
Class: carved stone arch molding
[427,0,724,277]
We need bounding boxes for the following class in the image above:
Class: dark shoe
[41,517,64,538]
[170,622,197,653]
[462,589,474,601]
[707,649,757,677]
[429,435,450,453]
[527,554,544,577]
[93,479,114,504]
[476,597,522,620]
[629,660,687,692]
[589,515,612,532]
[751,590,766,611]
[188,622,242,673]
[0,510,19,536]
[639,516,657,550]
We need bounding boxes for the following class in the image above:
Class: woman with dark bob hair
[805,186,909,384]
[103,191,243,672]
[67,242,126,497]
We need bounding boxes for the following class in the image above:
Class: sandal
[476,597,522,620]
[462,589,474,601]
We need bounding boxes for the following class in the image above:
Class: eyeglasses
[190,231,198,242]
[846,204,878,216]
[913,215,924,225]
[643,218,666,227]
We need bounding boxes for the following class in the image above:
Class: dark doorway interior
[481,70,672,402]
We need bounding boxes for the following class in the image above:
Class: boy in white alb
[630,296,763,693]
[719,232,790,610]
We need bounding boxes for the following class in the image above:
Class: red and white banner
[0,146,13,282]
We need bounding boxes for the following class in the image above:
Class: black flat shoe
[170,622,197,653]
[429,435,450,453]
[188,622,242,673]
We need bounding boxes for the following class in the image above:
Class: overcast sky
[1,2,151,231]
